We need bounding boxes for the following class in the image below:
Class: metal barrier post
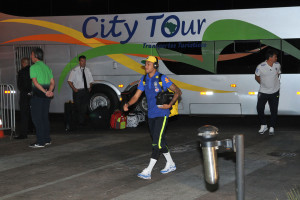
[235,134,245,200]
[0,84,16,139]
[198,125,245,200]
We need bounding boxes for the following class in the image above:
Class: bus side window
[281,39,300,73]
[234,40,261,53]
[156,41,215,75]
[14,46,43,72]
[216,39,281,74]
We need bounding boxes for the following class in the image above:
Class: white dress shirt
[68,66,94,89]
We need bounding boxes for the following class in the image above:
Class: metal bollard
[235,134,245,200]
[197,125,219,184]
[197,125,245,200]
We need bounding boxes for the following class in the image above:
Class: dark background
[1,0,300,16]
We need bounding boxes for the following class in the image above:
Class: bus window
[15,45,43,72]
[234,40,261,53]
[281,39,300,73]
[156,41,215,75]
[216,40,282,74]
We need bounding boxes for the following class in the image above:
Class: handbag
[156,90,174,106]
[144,74,178,117]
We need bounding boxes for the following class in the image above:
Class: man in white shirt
[255,49,281,135]
[68,55,94,126]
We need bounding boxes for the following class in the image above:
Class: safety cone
[0,119,4,138]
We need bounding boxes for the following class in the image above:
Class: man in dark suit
[15,57,32,139]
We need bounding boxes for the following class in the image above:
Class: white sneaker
[45,142,52,146]
[269,127,274,135]
[137,169,151,179]
[258,125,268,134]
[29,143,45,148]
[160,162,176,174]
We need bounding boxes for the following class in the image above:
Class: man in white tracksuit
[255,49,281,135]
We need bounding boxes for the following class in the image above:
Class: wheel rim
[140,96,148,112]
[90,93,110,111]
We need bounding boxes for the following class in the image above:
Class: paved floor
[0,115,299,200]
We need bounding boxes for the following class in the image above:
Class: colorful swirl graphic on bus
[1,18,300,93]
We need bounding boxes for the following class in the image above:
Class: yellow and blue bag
[143,74,178,117]
[157,74,178,117]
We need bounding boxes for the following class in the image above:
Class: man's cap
[141,56,157,64]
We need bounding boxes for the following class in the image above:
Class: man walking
[255,49,281,135]
[124,56,182,179]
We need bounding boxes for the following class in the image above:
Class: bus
[0,6,300,115]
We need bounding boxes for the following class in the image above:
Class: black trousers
[73,90,90,124]
[19,93,32,136]
[31,96,51,145]
[148,116,169,160]
[256,90,280,127]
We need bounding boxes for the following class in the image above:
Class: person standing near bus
[14,57,33,139]
[29,48,55,148]
[67,55,94,126]
[123,56,182,179]
[255,49,281,135]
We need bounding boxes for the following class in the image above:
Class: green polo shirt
[30,61,53,97]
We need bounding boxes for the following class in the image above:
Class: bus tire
[124,85,147,114]
[136,94,148,113]
[89,86,119,114]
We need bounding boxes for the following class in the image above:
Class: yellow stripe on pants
[158,116,167,149]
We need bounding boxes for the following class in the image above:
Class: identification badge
[154,81,159,92]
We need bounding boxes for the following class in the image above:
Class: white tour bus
[0,6,300,115]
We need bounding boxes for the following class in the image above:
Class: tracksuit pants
[256,90,280,127]
[148,116,169,160]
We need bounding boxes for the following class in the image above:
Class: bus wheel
[136,94,148,113]
[89,89,119,114]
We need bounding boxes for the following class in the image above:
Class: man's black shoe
[14,135,28,139]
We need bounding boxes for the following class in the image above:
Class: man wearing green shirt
[29,48,55,148]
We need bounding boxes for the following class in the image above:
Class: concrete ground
[0,114,299,200]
